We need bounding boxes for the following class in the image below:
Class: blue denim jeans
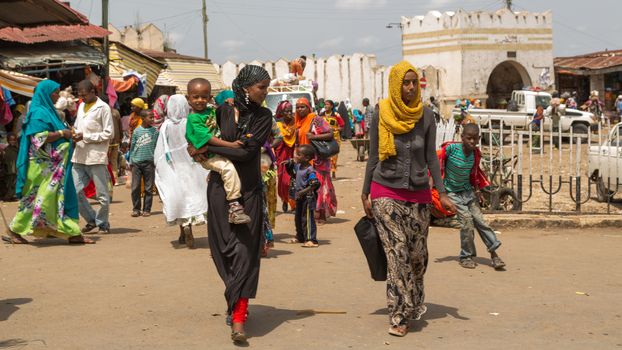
[72,163,111,230]
[447,190,501,259]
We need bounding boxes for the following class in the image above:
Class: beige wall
[108,23,164,51]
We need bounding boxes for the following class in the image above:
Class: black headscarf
[232,65,271,112]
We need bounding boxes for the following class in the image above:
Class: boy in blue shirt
[129,110,159,217]
[285,145,320,247]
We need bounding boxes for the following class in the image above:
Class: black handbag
[311,138,340,159]
[310,117,340,159]
[354,216,387,281]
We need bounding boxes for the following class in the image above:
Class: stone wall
[215,54,402,109]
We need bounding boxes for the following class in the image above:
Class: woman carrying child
[188,66,273,344]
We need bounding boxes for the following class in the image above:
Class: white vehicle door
[599,124,622,188]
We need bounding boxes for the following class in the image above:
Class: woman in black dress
[190,65,272,343]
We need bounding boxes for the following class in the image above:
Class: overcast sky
[72,0,622,66]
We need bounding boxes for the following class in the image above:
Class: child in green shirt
[185,78,250,225]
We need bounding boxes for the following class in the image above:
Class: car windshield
[535,95,551,109]
[265,92,314,114]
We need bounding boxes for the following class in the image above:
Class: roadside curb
[486,214,622,229]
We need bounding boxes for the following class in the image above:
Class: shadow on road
[434,255,505,270]
[108,227,142,235]
[26,236,102,248]
[246,304,316,338]
[264,249,292,259]
[0,298,33,322]
[371,302,469,332]
[169,236,210,250]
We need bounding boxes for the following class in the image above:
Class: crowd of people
[1,61,511,344]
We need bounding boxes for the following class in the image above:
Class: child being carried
[185,78,251,224]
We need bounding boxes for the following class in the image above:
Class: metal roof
[0,24,109,44]
[140,49,208,62]
[0,42,106,69]
[0,0,88,28]
[555,49,622,72]
[108,42,166,93]
[155,57,225,95]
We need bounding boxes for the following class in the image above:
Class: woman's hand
[193,153,208,162]
[72,132,83,142]
[187,144,199,156]
[439,192,457,214]
[62,129,72,139]
[306,132,315,141]
[361,194,373,219]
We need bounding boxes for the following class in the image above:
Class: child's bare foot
[228,201,251,224]
[230,322,247,344]
[183,226,195,249]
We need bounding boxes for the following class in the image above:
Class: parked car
[455,90,596,136]
[589,122,622,202]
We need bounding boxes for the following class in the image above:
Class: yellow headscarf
[378,61,424,161]
[131,97,148,110]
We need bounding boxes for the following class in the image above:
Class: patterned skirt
[371,197,430,327]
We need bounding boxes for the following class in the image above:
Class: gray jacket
[362,107,445,195]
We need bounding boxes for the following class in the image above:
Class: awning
[0,69,41,97]
[0,42,106,70]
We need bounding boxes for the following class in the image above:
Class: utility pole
[202,0,209,60]
[505,0,513,10]
[102,0,109,96]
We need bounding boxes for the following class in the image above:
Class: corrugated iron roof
[108,42,166,93]
[0,42,106,69]
[140,49,208,62]
[0,24,109,44]
[555,49,622,71]
[0,0,89,28]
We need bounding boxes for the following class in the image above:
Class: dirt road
[1,145,621,349]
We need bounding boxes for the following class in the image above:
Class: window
[507,51,517,58]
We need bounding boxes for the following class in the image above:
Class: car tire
[572,123,589,136]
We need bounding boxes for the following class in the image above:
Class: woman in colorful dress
[321,99,344,179]
[274,100,296,213]
[293,97,337,224]
[4,80,93,244]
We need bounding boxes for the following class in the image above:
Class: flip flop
[2,234,29,244]
[388,324,408,337]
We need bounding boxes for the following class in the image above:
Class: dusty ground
[1,145,621,350]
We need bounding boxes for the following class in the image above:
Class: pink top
[370,181,432,204]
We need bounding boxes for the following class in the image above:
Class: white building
[401,8,554,112]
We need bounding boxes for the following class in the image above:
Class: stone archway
[486,61,532,109]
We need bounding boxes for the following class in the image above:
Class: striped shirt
[444,143,474,193]
[129,126,159,163]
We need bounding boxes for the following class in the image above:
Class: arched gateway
[486,61,532,109]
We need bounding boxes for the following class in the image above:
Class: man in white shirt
[72,80,114,234]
